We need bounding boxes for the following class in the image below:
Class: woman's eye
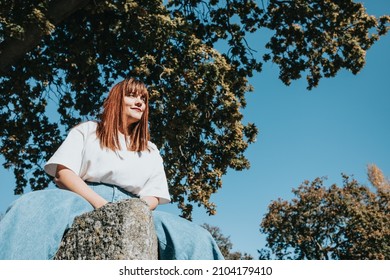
[126,92,146,102]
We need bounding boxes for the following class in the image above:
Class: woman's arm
[55,164,108,209]
[55,165,158,210]
[140,196,159,211]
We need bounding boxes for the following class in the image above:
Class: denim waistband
[85,181,139,203]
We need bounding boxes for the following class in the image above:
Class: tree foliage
[260,0,390,89]
[260,165,390,260]
[0,0,389,219]
[202,223,253,260]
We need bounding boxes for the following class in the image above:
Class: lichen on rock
[54,198,158,260]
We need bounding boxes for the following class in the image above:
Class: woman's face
[123,92,147,125]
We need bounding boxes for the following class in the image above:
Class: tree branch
[0,0,91,74]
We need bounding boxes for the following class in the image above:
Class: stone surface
[54,198,158,260]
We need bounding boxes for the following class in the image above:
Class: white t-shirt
[44,121,171,204]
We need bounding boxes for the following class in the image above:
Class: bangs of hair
[96,78,150,152]
[124,78,149,101]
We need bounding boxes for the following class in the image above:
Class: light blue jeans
[0,183,223,260]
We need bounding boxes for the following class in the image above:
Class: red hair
[96,78,150,151]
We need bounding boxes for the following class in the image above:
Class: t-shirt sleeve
[44,124,86,177]
[139,150,171,205]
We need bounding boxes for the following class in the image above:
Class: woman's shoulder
[63,121,99,142]
[146,141,164,163]
[147,141,159,152]
[71,120,98,133]
[147,141,163,155]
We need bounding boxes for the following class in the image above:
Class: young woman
[0,78,223,260]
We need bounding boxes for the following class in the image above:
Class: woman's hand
[55,164,109,209]
[140,196,159,211]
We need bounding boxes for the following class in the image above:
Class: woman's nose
[134,98,142,106]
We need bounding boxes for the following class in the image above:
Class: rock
[54,198,158,260]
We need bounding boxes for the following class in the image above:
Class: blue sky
[1,1,389,259]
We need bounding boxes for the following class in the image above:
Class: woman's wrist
[91,196,109,209]
[140,196,159,210]
[55,165,109,209]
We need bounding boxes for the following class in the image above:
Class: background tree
[0,0,389,219]
[367,163,390,192]
[202,223,253,259]
[260,165,390,260]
